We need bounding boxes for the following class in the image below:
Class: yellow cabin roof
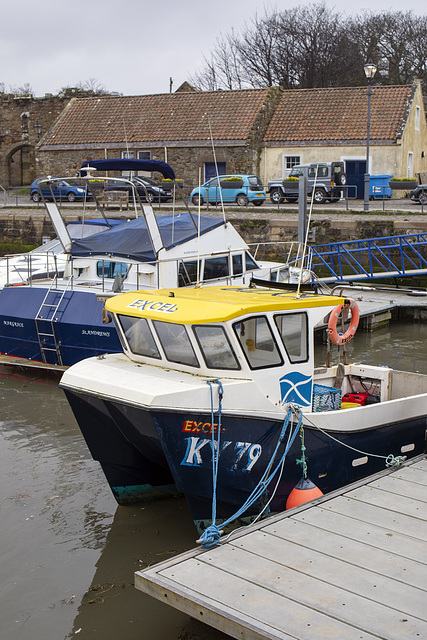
[105,287,345,324]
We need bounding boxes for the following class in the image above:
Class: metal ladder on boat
[35,280,70,365]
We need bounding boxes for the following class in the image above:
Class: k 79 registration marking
[181,436,262,472]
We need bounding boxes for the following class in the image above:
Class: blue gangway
[310,233,427,282]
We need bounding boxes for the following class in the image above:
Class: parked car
[410,184,427,205]
[268,162,346,204]
[190,175,266,206]
[103,176,172,203]
[30,178,92,202]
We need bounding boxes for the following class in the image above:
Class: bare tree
[58,78,119,97]
[191,3,427,93]
[7,82,34,96]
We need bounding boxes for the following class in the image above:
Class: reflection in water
[1,320,427,640]
[67,500,197,640]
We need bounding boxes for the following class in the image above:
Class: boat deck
[135,455,427,640]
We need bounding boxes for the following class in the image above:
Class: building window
[121,150,151,176]
[282,155,301,175]
[136,150,151,176]
[415,106,421,132]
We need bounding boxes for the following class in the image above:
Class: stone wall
[0,95,69,187]
[35,146,262,187]
[2,211,427,248]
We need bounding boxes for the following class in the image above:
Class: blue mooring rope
[198,383,302,548]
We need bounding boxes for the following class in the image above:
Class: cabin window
[193,325,240,370]
[274,312,308,363]
[153,320,199,367]
[245,252,258,272]
[118,315,161,359]
[232,254,243,276]
[203,255,229,280]
[233,316,283,370]
[97,261,128,279]
[178,259,200,286]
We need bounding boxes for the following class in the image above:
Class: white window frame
[121,150,134,177]
[282,155,301,176]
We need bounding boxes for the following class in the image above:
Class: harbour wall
[1,210,427,247]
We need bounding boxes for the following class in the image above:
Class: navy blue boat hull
[0,287,122,366]
[62,388,427,529]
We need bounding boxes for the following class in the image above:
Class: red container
[342,392,370,406]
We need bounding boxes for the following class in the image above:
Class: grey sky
[1,0,425,97]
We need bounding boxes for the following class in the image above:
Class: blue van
[190,174,265,206]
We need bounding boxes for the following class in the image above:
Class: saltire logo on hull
[279,372,313,407]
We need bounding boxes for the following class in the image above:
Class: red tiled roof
[263,85,414,143]
[41,89,270,147]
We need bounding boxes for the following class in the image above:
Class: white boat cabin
[104,286,347,411]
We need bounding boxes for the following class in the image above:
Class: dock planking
[135,455,427,640]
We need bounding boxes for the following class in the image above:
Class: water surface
[1,320,426,639]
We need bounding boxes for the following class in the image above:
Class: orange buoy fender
[286,476,324,510]
[327,298,359,346]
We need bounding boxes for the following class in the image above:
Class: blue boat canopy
[70,213,225,262]
[80,158,175,181]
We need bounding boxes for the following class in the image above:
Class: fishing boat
[60,285,427,538]
[0,159,298,369]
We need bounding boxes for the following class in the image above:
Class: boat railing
[2,249,64,287]
[2,243,318,293]
[248,241,313,271]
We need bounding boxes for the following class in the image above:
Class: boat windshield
[193,325,240,370]
[233,316,283,370]
[119,316,161,358]
[152,321,199,367]
[274,312,308,363]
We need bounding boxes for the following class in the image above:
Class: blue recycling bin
[370,174,392,199]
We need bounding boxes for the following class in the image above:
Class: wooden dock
[135,455,427,640]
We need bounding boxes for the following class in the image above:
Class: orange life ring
[328,298,359,345]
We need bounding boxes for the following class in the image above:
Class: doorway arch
[6,143,36,187]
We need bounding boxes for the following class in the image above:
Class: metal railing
[310,232,427,282]
[1,182,426,212]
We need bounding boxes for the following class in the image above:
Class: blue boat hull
[0,287,122,366]
[63,388,426,529]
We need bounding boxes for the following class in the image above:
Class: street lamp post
[363,61,377,212]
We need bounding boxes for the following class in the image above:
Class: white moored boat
[0,158,305,369]
[60,285,427,539]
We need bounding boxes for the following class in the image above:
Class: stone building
[4,82,426,192]
[0,94,69,187]
[261,81,427,197]
[36,88,282,185]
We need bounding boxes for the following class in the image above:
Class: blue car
[190,174,265,207]
[30,178,92,203]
